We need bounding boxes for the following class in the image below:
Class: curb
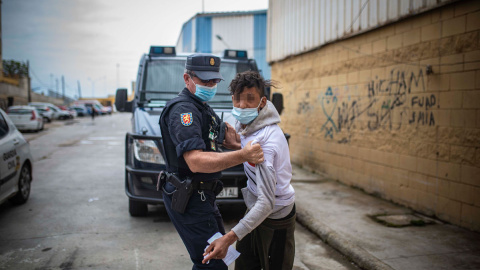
[296,203,394,270]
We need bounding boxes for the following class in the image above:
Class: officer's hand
[223,123,241,150]
[243,140,264,164]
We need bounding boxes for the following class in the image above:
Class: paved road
[0,113,357,270]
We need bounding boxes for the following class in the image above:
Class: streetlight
[216,34,230,49]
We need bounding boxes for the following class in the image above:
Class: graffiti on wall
[317,68,435,143]
[320,87,338,139]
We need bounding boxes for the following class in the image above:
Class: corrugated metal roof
[195,9,268,18]
[267,0,458,63]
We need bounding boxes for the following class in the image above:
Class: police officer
[159,53,264,270]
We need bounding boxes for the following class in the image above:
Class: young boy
[203,71,296,270]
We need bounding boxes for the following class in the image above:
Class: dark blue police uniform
[159,87,227,270]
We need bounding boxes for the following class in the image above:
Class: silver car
[28,103,54,122]
[7,106,44,132]
[0,109,34,205]
[29,102,70,120]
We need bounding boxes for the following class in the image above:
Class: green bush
[2,60,28,78]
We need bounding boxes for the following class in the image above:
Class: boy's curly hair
[229,71,276,97]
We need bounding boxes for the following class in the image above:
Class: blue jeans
[163,182,227,270]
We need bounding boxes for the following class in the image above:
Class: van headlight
[133,139,165,164]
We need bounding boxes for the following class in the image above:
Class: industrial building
[175,10,270,80]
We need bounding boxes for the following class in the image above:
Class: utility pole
[56,78,59,98]
[27,61,32,102]
[61,75,65,103]
[77,80,82,99]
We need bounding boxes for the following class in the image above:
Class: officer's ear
[183,73,191,85]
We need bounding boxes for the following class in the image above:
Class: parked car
[0,109,34,206]
[85,104,103,116]
[7,106,44,132]
[73,100,104,115]
[27,103,53,123]
[29,102,70,120]
[99,105,111,115]
[70,105,89,117]
[103,106,113,114]
[59,106,77,118]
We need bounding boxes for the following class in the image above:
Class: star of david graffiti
[320,87,338,139]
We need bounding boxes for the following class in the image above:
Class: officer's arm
[184,141,263,173]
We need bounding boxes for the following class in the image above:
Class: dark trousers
[163,182,227,270]
[235,208,296,270]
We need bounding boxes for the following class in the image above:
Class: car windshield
[142,59,251,109]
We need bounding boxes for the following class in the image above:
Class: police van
[115,46,283,216]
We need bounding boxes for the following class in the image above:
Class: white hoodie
[231,100,295,241]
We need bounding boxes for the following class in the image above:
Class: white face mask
[231,98,263,124]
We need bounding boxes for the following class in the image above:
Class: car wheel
[129,199,148,216]
[9,164,32,205]
[47,117,52,123]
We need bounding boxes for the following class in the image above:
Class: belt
[192,180,218,191]
[165,175,218,191]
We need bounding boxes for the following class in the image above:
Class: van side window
[0,112,10,138]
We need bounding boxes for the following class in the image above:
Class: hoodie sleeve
[231,162,276,240]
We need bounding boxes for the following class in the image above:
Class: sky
[2,0,268,99]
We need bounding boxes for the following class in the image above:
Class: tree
[2,60,28,78]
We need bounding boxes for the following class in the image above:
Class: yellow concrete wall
[271,0,480,231]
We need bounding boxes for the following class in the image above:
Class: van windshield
[142,59,251,108]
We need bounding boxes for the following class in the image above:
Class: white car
[7,106,44,132]
[28,103,54,123]
[0,108,34,205]
[29,102,70,120]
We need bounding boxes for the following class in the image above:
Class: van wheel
[129,199,148,216]
[10,165,31,205]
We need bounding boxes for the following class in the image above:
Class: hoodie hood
[235,100,281,136]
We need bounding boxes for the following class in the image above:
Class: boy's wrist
[226,231,239,244]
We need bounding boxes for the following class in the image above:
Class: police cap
[185,53,223,81]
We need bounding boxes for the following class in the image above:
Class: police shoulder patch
[180,112,193,126]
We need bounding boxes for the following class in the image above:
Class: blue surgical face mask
[232,98,264,125]
[194,84,217,101]
[190,76,217,102]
